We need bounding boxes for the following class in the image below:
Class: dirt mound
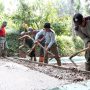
[2,57,90,85]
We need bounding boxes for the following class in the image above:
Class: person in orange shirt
[0,21,7,57]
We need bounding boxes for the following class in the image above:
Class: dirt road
[0,58,61,90]
[0,57,90,90]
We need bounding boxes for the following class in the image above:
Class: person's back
[25,37,36,61]
[28,28,45,62]
[19,31,36,61]
[25,38,34,48]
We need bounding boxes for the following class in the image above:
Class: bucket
[85,62,90,71]
[39,56,44,62]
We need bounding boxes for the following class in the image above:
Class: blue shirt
[35,29,56,48]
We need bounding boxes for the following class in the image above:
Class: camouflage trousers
[85,49,90,63]
[44,43,61,66]
[0,37,7,57]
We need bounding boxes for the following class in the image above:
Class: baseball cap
[28,27,33,32]
[73,13,83,25]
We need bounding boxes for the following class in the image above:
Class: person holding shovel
[73,13,90,70]
[35,23,61,66]
[18,31,36,61]
[27,27,45,63]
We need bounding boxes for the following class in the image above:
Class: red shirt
[0,27,6,37]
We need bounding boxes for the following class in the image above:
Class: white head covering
[20,31,25,35]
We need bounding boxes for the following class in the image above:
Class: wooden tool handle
[69,47,89,59]
[27,44,36,54]
[37,42,55,57]
[25,35,54,56]
[69,58,78,67]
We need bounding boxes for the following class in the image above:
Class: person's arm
[19,35,32,49]
[35,30,44,41]
[38,36,45,42]
[18,35,32,40]
[75,29,90,45]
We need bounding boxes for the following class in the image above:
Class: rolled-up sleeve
[35,30,44,40]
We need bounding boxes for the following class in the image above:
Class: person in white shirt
[35,23,61,66]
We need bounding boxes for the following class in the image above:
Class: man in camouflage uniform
[73,13,90,70]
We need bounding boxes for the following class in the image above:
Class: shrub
[73,36,84,50]
[56,35,75,56]
[6,33,19,56]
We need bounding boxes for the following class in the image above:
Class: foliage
[13,0,72,36]
[0,0,86,57]
[6,33,19,56]
[56,35,84,56]
[11,0,45,30]
[56,35,75,56]
[0,1,5,24]
[73,0,81,12]
[73,36,84,50]
[84,0,90,14]
[52,16,72,35]
[0,1,4,13]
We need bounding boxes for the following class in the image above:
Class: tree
[85,0,90,14]
[0,1,4,24]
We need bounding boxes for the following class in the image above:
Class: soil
[2,57,90,85]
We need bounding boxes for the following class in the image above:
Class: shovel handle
[27,44,36,54]
[69,47,89,59]
[37,42,55,57]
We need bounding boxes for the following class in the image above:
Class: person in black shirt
[19,31,36,61]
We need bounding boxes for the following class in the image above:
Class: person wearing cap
[27,27,45,63]
[0,21,7,57]
[35,23,61,66]
[19,31,36,61]
[73,13,90,70]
